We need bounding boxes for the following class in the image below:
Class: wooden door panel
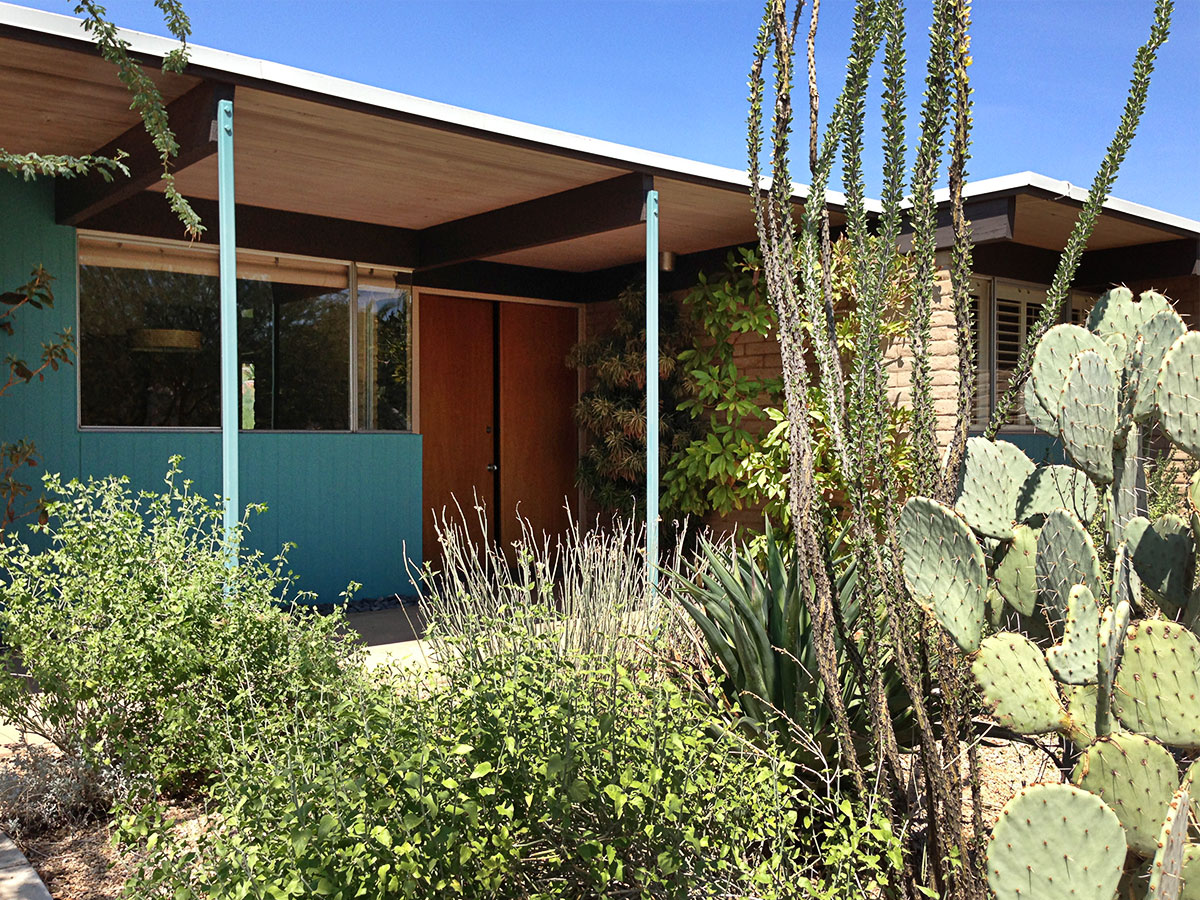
[420,294,495,563]
[499,303,579,543]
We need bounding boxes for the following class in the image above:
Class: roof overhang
[2,3,1197,292]
[0,2,852,284]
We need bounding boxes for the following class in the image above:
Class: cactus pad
[1109,429,1146,549]
[1024,376,1060,434]
[1146,786,1189,900]
[1058,350,1119,484]
[1113,621,1200,751]
[1036,509,1102,625]
[898,497,987,652]
[994,524,1039,616]
[1047,584,1100,684]
[986,783,1126,900]
[1135,309,1186,421]
[1182,845,1200,900]
[1031,323,1113,423]
[973,632,1069,734]
[1063,684,1100,749]
[1072,732,1180,858]
[955,437,1029,540]
[1016,465,1099,524]
[1125,515,1195,613]
[1086,286,1138,341]
[1157,332,1200,457]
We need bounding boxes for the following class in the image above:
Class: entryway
[418,292,579,565]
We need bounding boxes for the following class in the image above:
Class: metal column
[217,98,239,558]
[645,189,659,589]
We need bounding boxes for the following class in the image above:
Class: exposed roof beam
[416,172,654,271]
[56,81,234,226]
[75,191,419,268]
[897,197,1015,252]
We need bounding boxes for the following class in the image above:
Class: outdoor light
[128,328,204,352]
[659,251,677,272]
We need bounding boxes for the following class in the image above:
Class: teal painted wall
[996,432,1066,465]
[1,178,422,602]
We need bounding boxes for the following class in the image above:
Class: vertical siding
[0,179,81,482]
[1,177,422,602]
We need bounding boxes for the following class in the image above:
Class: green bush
[122,622,831,899]
[0,460,357,800]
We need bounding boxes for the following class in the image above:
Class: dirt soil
[19,819,128,900]
[17,804,206,900]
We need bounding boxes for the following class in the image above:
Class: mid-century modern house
[2,4,1198,599]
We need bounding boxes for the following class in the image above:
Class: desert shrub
[0,739,124,839]
[123,622,900,900]
[412,505,688,669]
[0,460,358,802]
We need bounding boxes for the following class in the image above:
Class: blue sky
[18,0,1200,219]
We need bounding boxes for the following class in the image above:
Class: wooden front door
[499,302,580,543]
[420,293,579,565]
[419,294,495,563]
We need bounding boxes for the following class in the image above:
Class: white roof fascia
[0,2,867,209]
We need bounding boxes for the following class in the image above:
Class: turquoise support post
[217,99,239,558]
[645,189,659,589]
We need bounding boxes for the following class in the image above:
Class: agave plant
[672,526,913,770]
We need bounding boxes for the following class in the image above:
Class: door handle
[486,464,498,472]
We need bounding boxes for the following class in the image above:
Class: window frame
[972,274,1097,433]
[74,231,416,435]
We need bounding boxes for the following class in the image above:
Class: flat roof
[1,2,1197,274]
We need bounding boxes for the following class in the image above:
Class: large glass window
[356,268,412,431]
[77,237,412,432]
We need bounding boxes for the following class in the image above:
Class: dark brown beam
[1073,238,1200,286]
[898,197,1015,252]
[75,191,419,268]
[414,261,590,303]
[56,81,235,226]
[972,239,1200,293]
[416,173,654,271]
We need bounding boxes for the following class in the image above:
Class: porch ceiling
[0,26,762,277]
[1012,193,1186,251]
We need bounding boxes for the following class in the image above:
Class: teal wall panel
[1,177,423,603]
[997,432,1066,465]
[0,179,80,483]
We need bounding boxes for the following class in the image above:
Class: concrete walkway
[0,835,51,900]
[344,606,435,671]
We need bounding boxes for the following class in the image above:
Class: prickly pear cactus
[987,783,1127,900]
[1046,584,1099,684]
[897,497,986,652]
[1146,786,1190,900]
[1072,733,1180,858]
[972,632,1070,734]
[1157,332,1200,457]
[1112,621,1200,751]
[897,285,1200,897]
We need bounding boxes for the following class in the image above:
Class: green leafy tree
[665,239,915,537]
[0,1,197,531]
[570,283,698,521]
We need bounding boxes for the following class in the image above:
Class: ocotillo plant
[747,0,1173,896]
[900,287,1200,900]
